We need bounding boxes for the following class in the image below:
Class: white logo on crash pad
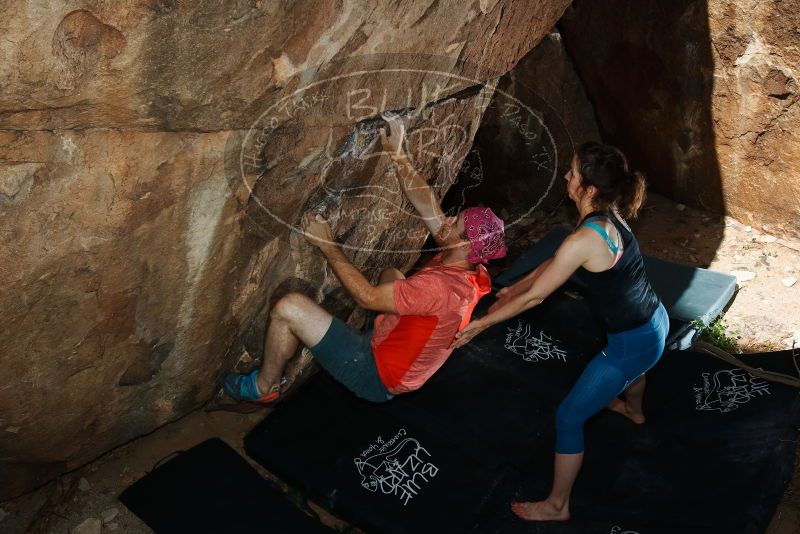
[354,428,439,506]
[693,368,771,413]
[504,320,567,363]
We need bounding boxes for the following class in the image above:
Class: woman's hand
[450,319,490,350]
[495,285,520,300]
[379,111,406,157]
[490,283,525,313]
[488,295,513,314]
[302,212,333,247]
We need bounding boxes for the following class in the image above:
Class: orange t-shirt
[370,255,492,395]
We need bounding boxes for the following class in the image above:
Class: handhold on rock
[782,276,797,288]
[78,477,91,491]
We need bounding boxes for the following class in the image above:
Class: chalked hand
[379,111,406,157]
[302,212,333,246]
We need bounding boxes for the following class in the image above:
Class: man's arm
[319,241,397,313]
[302,212,397,313]
[380,113,447,241]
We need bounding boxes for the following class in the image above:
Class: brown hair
[575,142,646,219]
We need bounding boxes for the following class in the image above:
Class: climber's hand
[379,111,406,158]
[302,212,333,247]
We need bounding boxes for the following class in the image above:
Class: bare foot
[511,500,570,521]
[608,398,646,424]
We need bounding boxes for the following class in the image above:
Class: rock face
[0,0,571,499]
[449,28,600,249]
[560,0,800,238]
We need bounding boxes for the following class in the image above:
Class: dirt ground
[1,192,798,533]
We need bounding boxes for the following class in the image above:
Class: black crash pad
[245,374,517,534]
[245,301,799,533]
[119,438,331,533]
[475,346,800,534]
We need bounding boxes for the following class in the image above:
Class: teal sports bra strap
[582,221,620,255]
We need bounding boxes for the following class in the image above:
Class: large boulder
[560,0,800,238]
[449,28,601,249]
[0,0,572,499]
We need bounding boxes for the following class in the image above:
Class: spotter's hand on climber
[220,111,506,407]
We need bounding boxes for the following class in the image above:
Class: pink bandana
[463,206,507,264]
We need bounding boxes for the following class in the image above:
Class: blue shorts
[308,317,393,403]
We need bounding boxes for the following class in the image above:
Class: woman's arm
[451,236,587,348]
[496,258,554,299]
[490,258,554,313]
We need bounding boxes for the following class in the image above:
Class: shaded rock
[447,28,600,250]
[101,507,119,523]
[71,518,101,534]
[78,477,91,492]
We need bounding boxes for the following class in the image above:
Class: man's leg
[256,292,334,393]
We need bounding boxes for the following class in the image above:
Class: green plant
[694,317,739,353]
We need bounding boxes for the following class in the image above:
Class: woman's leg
[511,452,583,521]
[512,353,627,521]
[513,306,669,521]
[608,304,669,424]
[609,375,646,424]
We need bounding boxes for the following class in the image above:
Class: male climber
[221,113,506,404]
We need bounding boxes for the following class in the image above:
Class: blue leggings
[555,303,669,454]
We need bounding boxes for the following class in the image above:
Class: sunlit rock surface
[0,0,571,498]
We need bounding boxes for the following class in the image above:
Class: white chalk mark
[693,368,771,413]
[354,429,440,506]
[504,320,567,363]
